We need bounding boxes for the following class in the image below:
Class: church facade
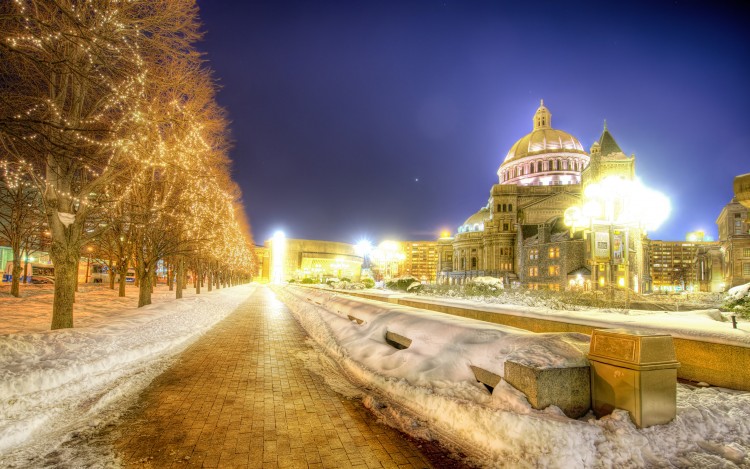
[437,101,645,291]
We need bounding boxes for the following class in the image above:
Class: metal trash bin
[588,328,680,428]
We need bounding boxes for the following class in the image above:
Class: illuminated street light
[370,241,405,281]
[270,230,286,284]
[565,176,671,294]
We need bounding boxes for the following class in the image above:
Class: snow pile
[727,282,750,301]
[276,286,750,468]
[0,284,254,461]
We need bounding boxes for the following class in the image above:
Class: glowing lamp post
[564,176,670,294]
[371,241,405,281]
[355,239,373,280]
[270,231,287,284]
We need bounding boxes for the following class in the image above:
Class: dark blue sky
[197,1,749,244]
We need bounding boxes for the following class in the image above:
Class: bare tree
[0,0,202,328]
[0,160,43,296]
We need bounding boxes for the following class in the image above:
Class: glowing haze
[197,1,749,243]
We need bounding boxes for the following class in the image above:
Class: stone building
[437,101,645,291]
[716,198,750,288]
[693,244,724,292]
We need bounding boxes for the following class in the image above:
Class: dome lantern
[533,99,551,130]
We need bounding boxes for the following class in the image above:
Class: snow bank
[277,286,750,468]
[727,282,750,301]
[0,284,254,460]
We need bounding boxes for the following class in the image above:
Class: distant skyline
[197,1,749,244]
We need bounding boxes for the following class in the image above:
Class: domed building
[437,101,641,291]
[499,101,589,187]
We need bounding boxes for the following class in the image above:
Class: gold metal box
[588,329,680,428]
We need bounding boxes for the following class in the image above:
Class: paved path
[113,286,444,468]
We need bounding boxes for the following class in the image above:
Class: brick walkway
[112,285,439,468]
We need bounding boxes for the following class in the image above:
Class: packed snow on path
[0,283,255,467]
[275,286,750,469]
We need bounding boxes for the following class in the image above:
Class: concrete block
[504,360,590,418]
[385,331,412,350]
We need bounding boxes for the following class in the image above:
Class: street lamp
[371,241,405,281]
[565,176,670,295]
[270,230,286,284]
[355,239,373,280]
[85,246,94,284]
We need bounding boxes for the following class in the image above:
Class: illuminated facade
[263,237,363,283]
[438,101,648,291]
[402,241,439,282]
[716,198,750,289]
[645,240,719,292]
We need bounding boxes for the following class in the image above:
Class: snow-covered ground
[276,286,750,468]
[0,283,254,467]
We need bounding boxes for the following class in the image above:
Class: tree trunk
[10,239,22,297]
[108,259,115,290]
[195,263,201,294]
[167,264,174,291]
[23,257,29,284]
[118,260,128,297]
[137,262,154,307]
[50,244,80,330]
[176,256,184,299]
[207,269,212,292]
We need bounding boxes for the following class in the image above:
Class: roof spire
[603,119,608,131]
[533,100,551,130]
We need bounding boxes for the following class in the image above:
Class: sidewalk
[112,285,441,468]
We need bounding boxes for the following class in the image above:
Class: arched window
[471,257,477,269]
[508,204,513,212]
[536,161,542,172]
[461,258,466,270]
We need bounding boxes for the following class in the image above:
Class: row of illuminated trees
[0,0,256,329]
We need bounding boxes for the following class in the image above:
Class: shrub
[301,277,314,284]
[288,279,297,284]
[361,277,375,289]
[723,282,750,319]
[385,276,422,292]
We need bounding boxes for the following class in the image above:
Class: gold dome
[502,100,586,165]
[458,206,490,233]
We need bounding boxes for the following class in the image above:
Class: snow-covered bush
[723,282,750,319]
[464,276,504,296]
[385,276,422,292]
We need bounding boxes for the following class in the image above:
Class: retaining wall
[331,289,750,391]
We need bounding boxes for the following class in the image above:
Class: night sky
[196,1,749,245]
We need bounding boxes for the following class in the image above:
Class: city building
[402,240,439,283]
[264,236,363,283]
[645,239,719,292]
[437,101,647,291]
[716,198,750,289]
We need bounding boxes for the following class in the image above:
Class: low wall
[334,290,750,391]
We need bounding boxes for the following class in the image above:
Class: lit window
[529,266,538,277]
[548,247,560,259]
[529,249,538,260]
[548,265,560,276]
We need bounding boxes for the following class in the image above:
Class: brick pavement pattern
[114,285,435,468]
